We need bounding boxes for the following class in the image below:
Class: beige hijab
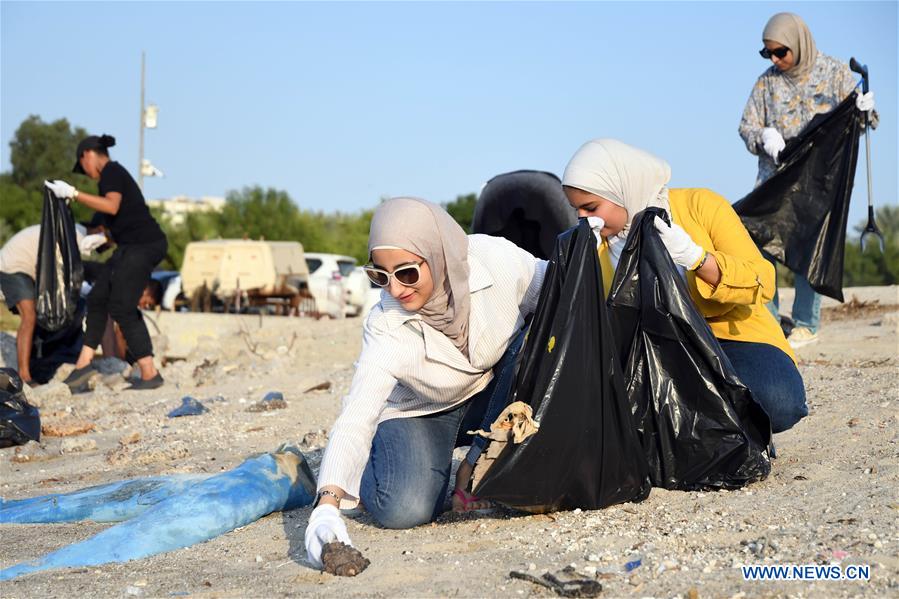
[763,12,818,81]
[562,138,671,239]
[368,197,471,358]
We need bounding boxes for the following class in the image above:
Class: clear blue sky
[2,1,896,231]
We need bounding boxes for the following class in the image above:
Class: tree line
[1,115,895,286]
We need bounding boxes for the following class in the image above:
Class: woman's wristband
[314,489,340,507]
[73,189,79,201]
[691,251,709,272]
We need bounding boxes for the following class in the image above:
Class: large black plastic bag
[472,170,577,259]
[474,219,651,513]
[733,95,862,301]
[0,368,40,448]
[36,187,84,331]
[31,298,86,384]
[608,208,772,490]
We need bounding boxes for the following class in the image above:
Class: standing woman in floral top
[738,12,877,349]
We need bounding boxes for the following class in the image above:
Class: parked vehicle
[180,240,312,314]
[304,253,368,317]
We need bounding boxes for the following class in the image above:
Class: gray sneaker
[63,365,96,392]
[126,373,164,390]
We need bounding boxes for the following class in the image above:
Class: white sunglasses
[363,261,425,287]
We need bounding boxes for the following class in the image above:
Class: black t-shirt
[98,161,165,244]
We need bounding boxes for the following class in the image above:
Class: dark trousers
[719,339,808,434]
[84,239,167,360]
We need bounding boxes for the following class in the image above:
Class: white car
[304,253,367,317]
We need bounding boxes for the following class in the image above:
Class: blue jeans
[359,328,525,529]
[764,255,822,333]
[719,340,808,434]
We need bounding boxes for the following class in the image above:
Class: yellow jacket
[666,188,795,362]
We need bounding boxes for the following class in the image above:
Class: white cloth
[562,138,671,240]
[0,224,85,280]
[304,504,352,569]
[855,90,875,113]
[44,179,76,200]
[586,216,606,249]
[317,234,547,505]
[653,216,705,269]
[78,234,107,253]
[761,128,786,163]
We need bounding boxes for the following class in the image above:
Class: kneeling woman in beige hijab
[304,197,546,568]
[562,139,807,435]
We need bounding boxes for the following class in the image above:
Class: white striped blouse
[317,234,548,503]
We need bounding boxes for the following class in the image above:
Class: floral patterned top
[739,52,867,185]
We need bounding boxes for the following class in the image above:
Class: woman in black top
[45,134,167,390]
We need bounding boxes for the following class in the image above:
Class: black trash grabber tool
[849,56,885,253]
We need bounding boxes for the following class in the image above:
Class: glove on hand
[79,234,107,253]
[855,90,875,113]
[653,216,705,269]
[586,216,606,249]
[760,128,786,163]
[304,504,352,569]
[44,179,77,200]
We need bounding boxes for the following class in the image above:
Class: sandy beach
[1,285,897,598]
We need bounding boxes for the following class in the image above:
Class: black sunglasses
[759,46,790,60]
[363,261,425,287]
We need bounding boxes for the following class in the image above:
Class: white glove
[304,504,352,569]
[653,216,705,269]
[79,234,107,253]
[855,90,875,113]
[586,216,606,249]
[760,128,785,163]
[44,179,77,200]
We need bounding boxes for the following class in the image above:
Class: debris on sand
[41,414,95,437]
[192,359,219,386]
[246,391,287,412]
[299,429,328,450]
[167,397,210,418]
[303,381,332,393]
[510,566,602,598]
[321,542,370,577]
[822,295,886,321]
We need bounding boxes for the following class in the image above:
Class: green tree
[8,115,93,194]
[443,193,477,233]
[1,115,97,241]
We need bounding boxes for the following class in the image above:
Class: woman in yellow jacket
[562,138,806,434]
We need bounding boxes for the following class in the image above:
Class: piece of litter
[623,558,642,572]
[303,381,332,393]
[167,397,209,418]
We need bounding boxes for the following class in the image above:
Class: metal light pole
[138,51,146,190]
[138,51,162,190]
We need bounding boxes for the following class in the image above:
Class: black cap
[79,211,107,229]
[72,134,116,174]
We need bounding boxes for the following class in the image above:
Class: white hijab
[562,138,671,241]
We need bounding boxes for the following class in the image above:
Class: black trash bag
[608,208,772,490]
[472,170,577,259]
[474,219,651,513]
[733,94,862,302]
[36,186,84,331]
[30,298,86,384]
[0,368,41,448]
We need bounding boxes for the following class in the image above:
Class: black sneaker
[63,365,96,391]
[127,373,165,391]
